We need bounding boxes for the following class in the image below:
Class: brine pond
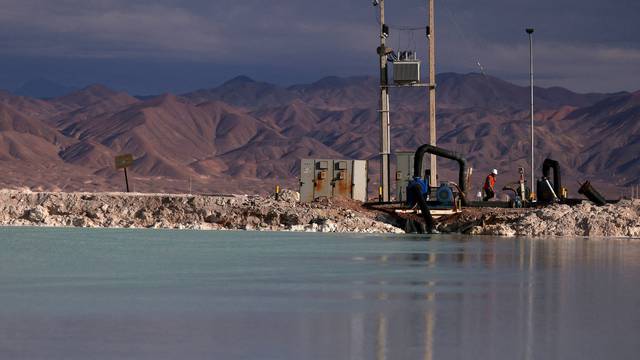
[0,228,638,359]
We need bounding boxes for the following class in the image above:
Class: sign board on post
[115,154,134,170]
[114,154,134,192]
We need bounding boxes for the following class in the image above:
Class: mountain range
[0,73,637,198]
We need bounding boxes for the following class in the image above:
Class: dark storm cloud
[0,0,637,92]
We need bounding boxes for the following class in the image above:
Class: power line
[373,6,427,31]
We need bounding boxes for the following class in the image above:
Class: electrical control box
[299,159,368,203]
[396,151,415,202]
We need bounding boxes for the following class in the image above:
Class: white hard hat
[492,169,498,175]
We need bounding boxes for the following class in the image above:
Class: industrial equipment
[396,144,468,234]
[406,144,468,209]
[578,181,607,206]
[395,151,415,202]
[502,185,524,208]
[393,51,421,85]
[299,159,368,203]
[501,167,530,208]
[518,167,528,200]
[537,158,563,203]
[434,183,455,208]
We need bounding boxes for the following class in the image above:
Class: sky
[0,0,638,94]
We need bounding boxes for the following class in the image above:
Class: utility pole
[526,28,535,197]
[428,0,437,188]
[378,0,391,202]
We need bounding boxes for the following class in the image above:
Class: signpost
[115,154,134,193]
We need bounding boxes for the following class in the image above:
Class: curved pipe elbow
[413,144,468,201]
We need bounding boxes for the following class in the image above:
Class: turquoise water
[0,228,639,359]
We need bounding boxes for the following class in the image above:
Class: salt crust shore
[0,190,638,237]
[439,200,640,238]
[0,190,403,234]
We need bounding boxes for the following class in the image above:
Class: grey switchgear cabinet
[396,151,415,202]
[299,159,368,202]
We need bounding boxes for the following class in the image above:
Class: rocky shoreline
[1,190,638,238]
[438,200,640,237]
[0,190,403,234]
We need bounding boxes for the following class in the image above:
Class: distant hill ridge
[0,72,636,195]
[183,72,619,111]
[14,78,78,99]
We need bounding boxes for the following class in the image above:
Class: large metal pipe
[542,158,562,196]
[578,181,607,206]
[413,144,468,205]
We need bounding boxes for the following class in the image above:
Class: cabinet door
[299,159,315,203]
[352,160,368,202]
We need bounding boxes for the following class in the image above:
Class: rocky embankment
[438,200,640,237]
[0,190,403,233]
[2,189,638,237]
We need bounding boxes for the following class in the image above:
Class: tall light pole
[526,28,535,198]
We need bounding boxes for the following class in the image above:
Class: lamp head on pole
[526,28,534,34]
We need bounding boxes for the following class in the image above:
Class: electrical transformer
[393,51,421,84]
[393,62,421,84]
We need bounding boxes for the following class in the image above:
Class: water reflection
[0,230,639,360]
[358,237,640,360]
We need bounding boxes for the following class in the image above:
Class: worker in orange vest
[483,169,498,201]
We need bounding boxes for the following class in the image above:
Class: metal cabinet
[352,160,368,202]
[396,151,415,202]
[299,159,316,203]
[299,159,368,203]
[314,159,334,200]
[332,160,352,199]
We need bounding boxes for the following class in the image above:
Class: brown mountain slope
[0,75,635,197]
[197,100,273,155]
[51,88,140,133]
[562,91,640,185]
[0,132,62,163]
[63,94,217,178]
[0,102,73,149]
[251,100,321,137]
